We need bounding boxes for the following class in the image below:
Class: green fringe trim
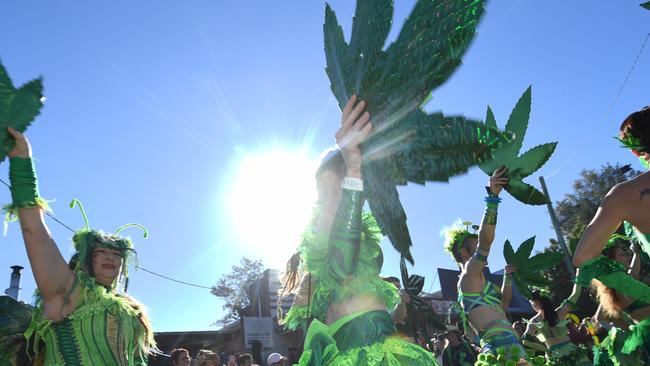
[285,212,399,328]
[25,271,156,362]
[2,197,52,234]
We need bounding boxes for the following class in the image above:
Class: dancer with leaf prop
[3,128,157,365]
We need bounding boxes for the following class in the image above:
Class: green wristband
[9,157,41,207]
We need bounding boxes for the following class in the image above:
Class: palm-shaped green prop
[0,61,44,163]
[325,0,512,264]
[503,236,563,299]
[479,87,557,205]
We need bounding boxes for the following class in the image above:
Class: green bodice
[25,272,153,365]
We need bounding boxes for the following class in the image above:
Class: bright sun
[226,148,318,266]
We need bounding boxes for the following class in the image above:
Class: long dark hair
[619,106,650,153]
[530,290,559,327]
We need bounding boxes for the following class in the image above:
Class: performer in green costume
[443,167,532,366]
[589,235,650,365]
[573,107,650,365]
[279,96,437,366]
[522,288,589,365]
[3,127,156,365]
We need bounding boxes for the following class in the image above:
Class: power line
[0,177,213,290]
[546,31,650,178]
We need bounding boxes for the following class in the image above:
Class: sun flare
[226,148,318,266]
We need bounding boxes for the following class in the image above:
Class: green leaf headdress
[0,61,44,163]
[479,87,557,205]
[325,0,512,265]
[69,199,148,291]
[503,236,562,299]
[441,219,478,263]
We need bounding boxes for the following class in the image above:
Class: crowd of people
[167,348,294,366]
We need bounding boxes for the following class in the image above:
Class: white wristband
[341,177,363,191]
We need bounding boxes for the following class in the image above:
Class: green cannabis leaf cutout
[503,236,563,299]
[325,0,512,264]
[0,61,44,163]
[479,87,557,205]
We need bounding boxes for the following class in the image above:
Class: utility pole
[539,176,575,276]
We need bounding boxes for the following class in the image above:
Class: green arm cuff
[3,157,51,225]
[327,188,363,284]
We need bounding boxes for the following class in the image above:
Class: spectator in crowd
[267,352,287,366]
[171,348,192,366]
[285,345,300,364]
[441,330,477,366]
[237,353,253,366]
[195,349,221,366]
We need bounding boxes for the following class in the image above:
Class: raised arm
[7,128,74,300]
[465,167,509,277]
[501,265,516,312]
[556,274,583,320]
[327,95,372,284]
[573,185,626,267]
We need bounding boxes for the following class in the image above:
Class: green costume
[284,188,437,366]
[524,319,590,366]
[4,157,156,365]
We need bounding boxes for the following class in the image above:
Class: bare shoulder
[613,171,650,202]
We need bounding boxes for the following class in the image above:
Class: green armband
[3,157,50,222]
[327,188,363,283]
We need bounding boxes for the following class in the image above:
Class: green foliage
[642,2,650,10]
[503,236,562,299]
[479,87,557,205]
[325,0,512,264]
[211,257,264,327]
[0,61,44,163]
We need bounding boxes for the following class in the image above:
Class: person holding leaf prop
[3,127,156,365]
[443,167,536,366]
[279,96,438,366]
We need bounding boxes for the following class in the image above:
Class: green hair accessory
[605,233,631,251]
[68,199,148,291]
[615,134,647,153]
[442,220,477,260]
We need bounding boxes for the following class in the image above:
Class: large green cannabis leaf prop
[325,0,512,264]
[503,236,562,299]
[479,87,557,205]
[0,61,44,163]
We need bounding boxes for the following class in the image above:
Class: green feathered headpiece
[69,199,148,291]
[442,219,477,262]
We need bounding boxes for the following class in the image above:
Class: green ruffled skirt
[594,321,650,366]
[296,310,438,366]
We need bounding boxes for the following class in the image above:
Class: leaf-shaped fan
[325,0,512,264]
[479,87,557,205]
[642,2,650,10]
[0,61,44,163]
[503,236,563,299]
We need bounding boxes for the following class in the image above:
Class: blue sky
[1,1,648,332]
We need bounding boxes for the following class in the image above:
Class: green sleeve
[327,188,363,284]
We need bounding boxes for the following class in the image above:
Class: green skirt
[296,310,438,366]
